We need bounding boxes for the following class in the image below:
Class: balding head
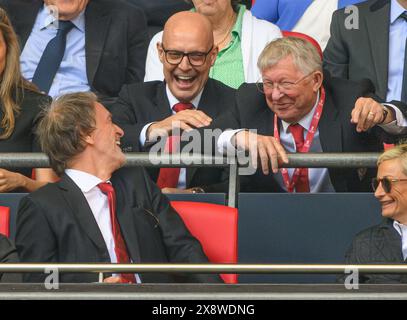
[163,11,213,49]
[158,11,217,102]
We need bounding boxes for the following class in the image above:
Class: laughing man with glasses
[343,144,407,283]
[110,11,236,194]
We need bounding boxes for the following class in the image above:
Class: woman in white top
[251,0,364,50]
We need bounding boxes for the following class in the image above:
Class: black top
[0,88,51,178]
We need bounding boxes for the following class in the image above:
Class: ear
[84,133,95,145]
[312,71,323,93]
[157,42,165,64]
[209,46,218,66]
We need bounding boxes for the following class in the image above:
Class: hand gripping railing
[0,152,381,207]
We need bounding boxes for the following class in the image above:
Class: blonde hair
[0,8,38,140]
[377,144,407,175]
[257,37,322,75]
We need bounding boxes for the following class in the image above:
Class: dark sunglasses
[371,177,407,193]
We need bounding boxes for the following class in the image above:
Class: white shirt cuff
[217,129,246,156]
[139,122,156,146]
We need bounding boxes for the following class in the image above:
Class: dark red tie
[289,124,310,192]
[157,102,194,189]
[97,182,135,283]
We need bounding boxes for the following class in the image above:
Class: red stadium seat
[0,206,10,238]
[170,201,238,284]
[282,31,323,60]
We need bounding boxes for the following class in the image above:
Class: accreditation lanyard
[273,87,326,193]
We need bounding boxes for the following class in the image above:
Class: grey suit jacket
[343,218,407,284]
[323,0,391,100]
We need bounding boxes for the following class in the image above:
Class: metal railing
[0,152,380,208]
[0,152,381,168]
[1,263,407,279]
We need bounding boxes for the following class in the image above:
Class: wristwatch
[379,106,389,124]
[191,187,205,194]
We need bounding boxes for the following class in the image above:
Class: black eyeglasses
[371,177,407,193]
[256,71,315,94]
[161,44,213,67]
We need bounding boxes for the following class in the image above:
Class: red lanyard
[273,87,326,192]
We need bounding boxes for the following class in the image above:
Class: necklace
[215,13,237,48]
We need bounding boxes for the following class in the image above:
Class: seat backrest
[0,206,10,238]
[282,30,323,60]
[170,201,238,284]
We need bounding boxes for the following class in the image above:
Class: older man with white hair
[212,37,407,193]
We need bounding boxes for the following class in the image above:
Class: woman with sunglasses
[344,144,407,283]
[144,0,281,89]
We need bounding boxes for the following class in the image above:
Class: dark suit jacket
[110,79,236,191]
[0,0,149,99]
[0,234,21,283]
[15,167,222,284]
[208,74,401,192]
[343,218,407,284]
[323,0,391,100]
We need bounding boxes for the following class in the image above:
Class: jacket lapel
[378,219,404,262]
[155,82,173,118]
[365,0,391,99]
[318,88,342,153]
[84,2,111,87]
[196,79,220,118]
[58,174,109,254]
[111,175,141,263]
[185,80,219,186]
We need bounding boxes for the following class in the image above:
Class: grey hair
[36,92,97,176]
[257,37,323,75]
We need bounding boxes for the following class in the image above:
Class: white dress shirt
[140,85,204,189]
[387,0,407,102]
[393,220,407,261]
[20,5,90,98]
[65,169,141,282]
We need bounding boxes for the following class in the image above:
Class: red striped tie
[289,124,310,192]
[157,102,194,189]
[98,182,135,283]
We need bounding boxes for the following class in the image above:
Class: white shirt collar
[390,0,406,24]
[65,169,106,193]
[281,91,320,133]
[165,84,203,111]
[40,4,85,32]
[393,220,407,236]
